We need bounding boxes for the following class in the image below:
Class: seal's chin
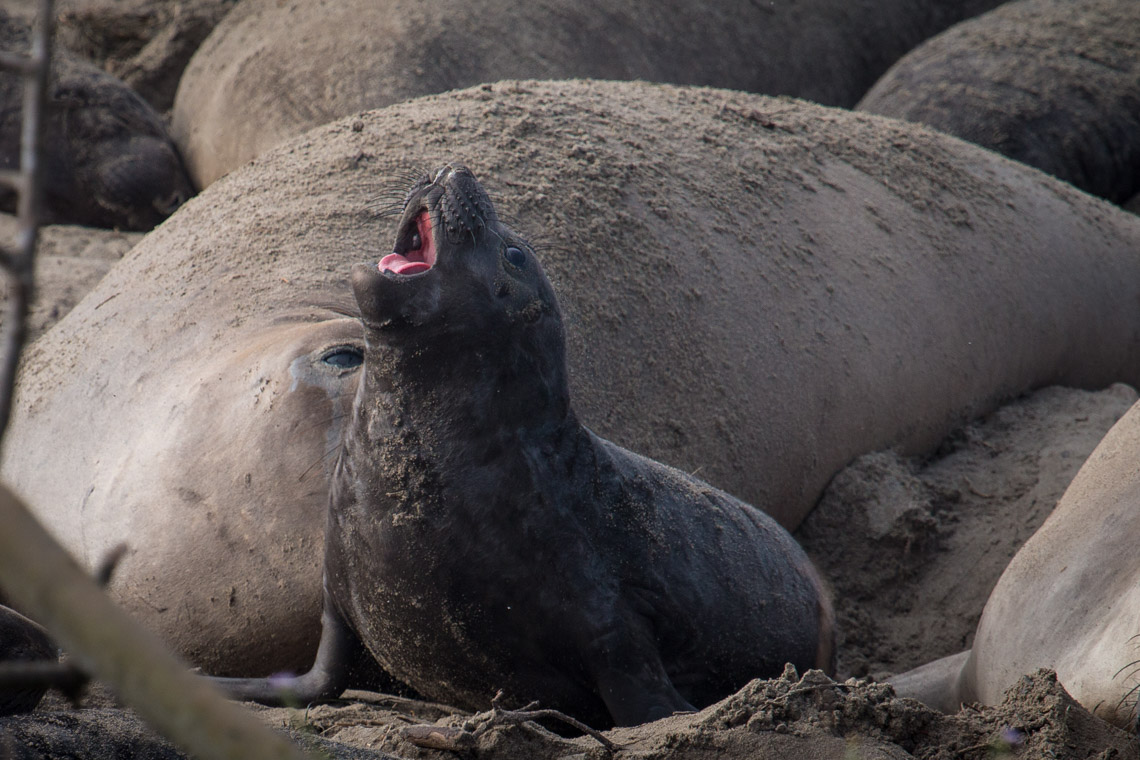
[379,210,436,275]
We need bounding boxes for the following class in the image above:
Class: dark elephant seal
[172,0,1008,187]
[216,165,834,726]
[856,0,1140,204]
[0,604,55,716]
[0,10,194,230]
[57,0,238,112]
[7,81,1140,679]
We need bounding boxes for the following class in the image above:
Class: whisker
[298,441,346,484]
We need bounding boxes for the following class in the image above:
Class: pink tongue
[379,254,431,275]
[378,210,436,275]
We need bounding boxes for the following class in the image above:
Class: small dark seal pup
[218,164,833,725]
[0,11,194,230]
[0,604,55,716]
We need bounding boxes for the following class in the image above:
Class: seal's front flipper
[588,627,695,726]
[595,668,694,726]
[210,599,359,705]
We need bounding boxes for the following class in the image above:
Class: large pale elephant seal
[0,10,194,230]
[6,80,1140,678]
[172,0,1008,187]
[217,165,834,725]
[856,0,1140,204]
[892,395,1140,729]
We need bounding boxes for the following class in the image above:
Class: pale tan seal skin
[857,0,1140,204]
[894,399,1140,728]
[7,80,1140,676]
[172,0,1008,187]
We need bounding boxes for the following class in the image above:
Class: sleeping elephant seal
[172,0,1009,187]
[856,0,1140,204]
[0,605,55,716]
[6,80,1140,678]
[893,396,1140,729]
[216,165,834,726]
[0,10,194,230]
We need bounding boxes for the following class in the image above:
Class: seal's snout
[438,166,497,242]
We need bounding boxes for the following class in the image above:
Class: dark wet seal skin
[0,10,194,231]
[0,605,55,716]
[213,165,835,727]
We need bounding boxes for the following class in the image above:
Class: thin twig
[401,689,620,753]
[0,660,86,701]
[0,0,53,445]
[485,690,619,751]
[93,543,129,588]
[0,51,37,75]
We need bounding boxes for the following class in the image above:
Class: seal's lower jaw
[379,210,436,275]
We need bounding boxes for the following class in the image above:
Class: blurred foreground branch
[0,486,315,760]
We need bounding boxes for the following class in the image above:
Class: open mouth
[379,210,436,275]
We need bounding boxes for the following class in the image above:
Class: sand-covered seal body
[220,165,833,726]
[856,0,1140,204]
[0,10,193,230]
[173,0,1009,187]
[0,604,55,716]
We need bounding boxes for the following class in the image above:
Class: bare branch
[0,51,36,75]
[0,0,53,444]
[0,484,317,760]
[0,660,87,701]
[402,689,620,753]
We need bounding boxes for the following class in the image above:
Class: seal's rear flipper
[210,600,359,706]
[887,649,971,714]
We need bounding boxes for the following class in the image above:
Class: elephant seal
[216,165,834,726]
[892,395,1140,729]
[172,0,1008,187]
[0,10,194,230]
[7,80,1140,678]
[57,0,238,112]
[856,0,1140,204]
[0,604,55,716]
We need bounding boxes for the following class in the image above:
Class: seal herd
[2,0,1140,749]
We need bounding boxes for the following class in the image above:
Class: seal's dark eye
[321,347,363,369]
[504,246,526,268]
